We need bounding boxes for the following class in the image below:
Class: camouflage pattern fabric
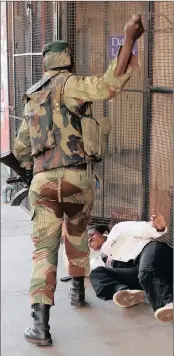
[44,50,72,70]
[13,41,139,307]
[29,167,95,305]
[14,46,139,173]
[42,40,72,70]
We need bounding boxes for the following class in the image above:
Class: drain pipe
[2,184,15,203]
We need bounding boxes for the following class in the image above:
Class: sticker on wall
[108,36,138,60]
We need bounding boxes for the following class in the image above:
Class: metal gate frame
[58,1,173,227]
[9,1,58,122]
[7,1,59,208]
[142,2,173,222]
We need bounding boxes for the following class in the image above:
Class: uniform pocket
[25,90,56,157]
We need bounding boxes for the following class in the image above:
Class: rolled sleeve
[141,223,168,240]
[14,118,33,170]
[64,51,139,106]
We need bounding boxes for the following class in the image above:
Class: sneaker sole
[155,308,173,322]
[24,335,52,347]
[113,290,144,308]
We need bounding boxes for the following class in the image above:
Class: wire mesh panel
[12,1,55,119]
[61,1,173,240]
[152,3,173,88]
[13,2,32,55]
[6,1,56,210]
[150,93,173,245]
[6,0,56,126]
[6,3,14,116]
[14,56,32,117]
[32,55,43,83]
[61,1,147,222]
[104,2,146,222]
[148,2,173,246]
[32,2,56,53]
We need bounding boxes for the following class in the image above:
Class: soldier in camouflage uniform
[14,15,144,346]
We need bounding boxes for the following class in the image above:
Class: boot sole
[24,335,52,347]
[113,290,144,308]
[70,300,86,307]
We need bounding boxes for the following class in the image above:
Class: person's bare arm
[64,14,144,106]
[139,213,167,240]
[151,212,166,232]
[115,14,144,76]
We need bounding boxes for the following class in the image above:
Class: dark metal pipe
[141,2,155,220]
[149,86,173,94]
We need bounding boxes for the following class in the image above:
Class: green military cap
[42,40,72,70]
[42,40,70,56]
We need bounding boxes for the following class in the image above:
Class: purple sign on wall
[108,36,138,60]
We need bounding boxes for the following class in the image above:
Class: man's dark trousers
[89,241,173,311]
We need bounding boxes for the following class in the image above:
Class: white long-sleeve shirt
[90,221,167,270]
[101,221,167,262]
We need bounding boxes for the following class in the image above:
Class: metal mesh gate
[6,1,173,245]
[7,1,56,209]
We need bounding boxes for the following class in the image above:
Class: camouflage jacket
[14,54,139,174]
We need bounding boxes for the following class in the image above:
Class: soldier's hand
[124,14,144,42]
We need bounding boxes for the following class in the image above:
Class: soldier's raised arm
[64,15,144,104]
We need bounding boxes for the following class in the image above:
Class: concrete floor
[1,201,173,356]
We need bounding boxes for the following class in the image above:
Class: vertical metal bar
[54,1,58,40]
[146,2,155,219]
[41,2,45,73]
[57,1,62,40]
[11,1,16,177]
[102,1,109,219]
[67,1,76,71]
[12,1,15,116]
[12,0,18,146]
[141,2,154,220]
[61,2,67,41]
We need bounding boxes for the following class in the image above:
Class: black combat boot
[24,304,52,346]
[69,277,85,306]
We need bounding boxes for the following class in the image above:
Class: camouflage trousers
[29,167,95,305]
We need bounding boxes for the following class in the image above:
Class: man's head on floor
[87,212,166,251]
[87,224,109,251]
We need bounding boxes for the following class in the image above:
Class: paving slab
[1,201,173,356]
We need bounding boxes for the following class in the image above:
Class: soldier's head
[42,40,74,72]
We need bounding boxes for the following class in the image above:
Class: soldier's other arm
[64,14,144,104]
[14,118,33,171]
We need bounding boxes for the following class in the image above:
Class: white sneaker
[113,289,145,308]
[155,303,173,322]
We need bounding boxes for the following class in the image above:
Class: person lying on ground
[88,213,173,322]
